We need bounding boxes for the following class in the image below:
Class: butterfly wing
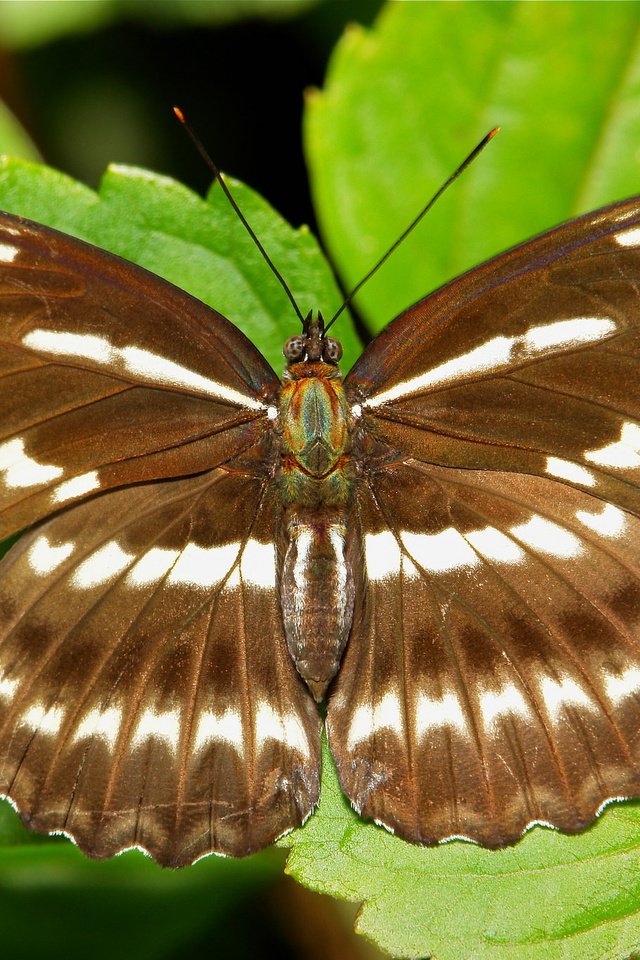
[0,468,320,864]
[329,463,640,845]
[331,197,640,845]
[0,214,322,863]
[0,212,279,536]
[347,196,640,514]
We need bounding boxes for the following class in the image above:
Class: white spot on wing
[0,242,19,262]
[575,502,627,538]
[126,548,180,587]
[415,691,466,738]
[132,707,181,751]
[365,336,514,406]
[584,422,640,469]
[464,526,525,564]
[401,528,480,572]
[545,456,596,487]
[27,535,74,574]
[346,705,374,750]
[480,684,531,730]
[604,666,640,705]
[52,470,100,503]
[374,691,403,732]
[72,541,135,588]
[194,708,244,755]
[364,318,615,408]
[0,437,63,488]
[523,317,615,351]
[509,515,583,558]
[168,542,240,589]
[20,703,64,735]
[254,700,309,756]
[223,566,241,591]
[346,690,404,750]
[22,329,265,411]
[74,706,122,749]
[615,226,640,247]
[241,539,276,589]
[402,554,419,578]
[0,675,19,702]
[23,330,111,361]
[540,676,595,720]
[364,530,401,581]
[121,345,265,410]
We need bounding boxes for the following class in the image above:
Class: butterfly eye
[284,335,306,361]
[323,337,343,363]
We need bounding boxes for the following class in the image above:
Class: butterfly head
[283,311,343,370]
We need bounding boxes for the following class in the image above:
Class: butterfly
[1,177,640,868]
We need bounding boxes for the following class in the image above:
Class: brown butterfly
[1,176,640,866]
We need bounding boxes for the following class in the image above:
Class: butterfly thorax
[279,361,352,493]
[277,344,356,702]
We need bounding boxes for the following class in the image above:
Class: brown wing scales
[0,213,279,538]
[328,463,640,845]
[0,462,320,864]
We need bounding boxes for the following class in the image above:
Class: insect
[1,135,640,868]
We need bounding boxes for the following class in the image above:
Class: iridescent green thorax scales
[278,360,353,506]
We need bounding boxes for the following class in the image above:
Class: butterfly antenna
[324,127,500,333]
[173,106,306,326]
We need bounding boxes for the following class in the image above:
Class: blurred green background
[0,0,383,236]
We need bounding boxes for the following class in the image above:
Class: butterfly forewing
[0,213,279,538]
[346,197,640,516]
[0,467,320,863]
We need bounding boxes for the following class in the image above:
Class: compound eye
[284,335,306,361]
[323,337,343,363]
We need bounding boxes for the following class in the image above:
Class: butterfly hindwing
[0,212,279,538]
[0,447,320,864]
[328,458,640,846]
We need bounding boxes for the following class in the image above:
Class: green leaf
[282,744,640,960]
[305,1,640,333]
[0,156,359,371]
[0,100,40,161]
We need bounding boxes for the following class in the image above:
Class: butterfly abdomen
[279,506,354,701]
[278,364,356,700]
